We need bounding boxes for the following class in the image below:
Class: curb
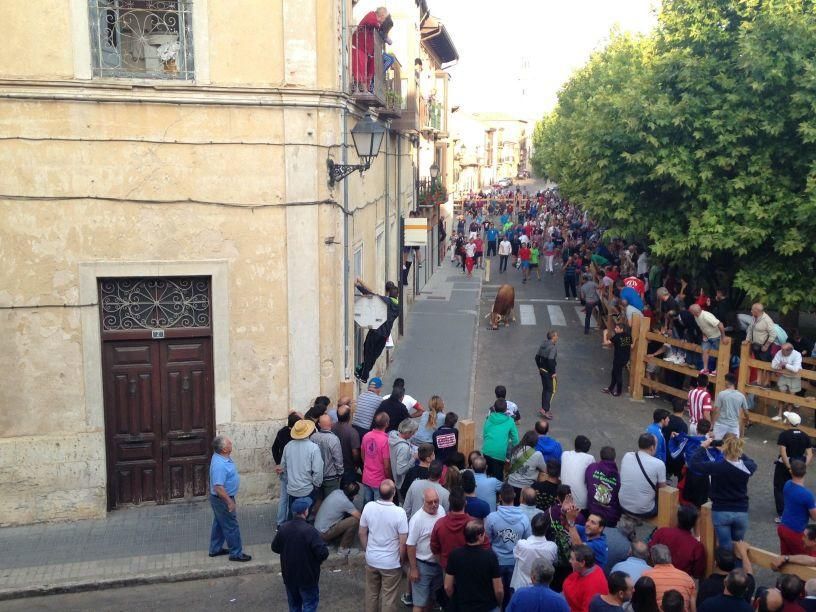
[0,554,365,602]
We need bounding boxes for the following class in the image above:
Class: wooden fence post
[713,336,731,395]
[699,502,716,576]
[656,486,679,528]
[628,315,642,396]
[458,419,475,458]
[736,340,751,396]
[631,316,650,401]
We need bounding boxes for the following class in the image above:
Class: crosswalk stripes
[547,305,567,326]
[519,304,537,326]
[575,306,586,324]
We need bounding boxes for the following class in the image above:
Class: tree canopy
[533,0,816,313]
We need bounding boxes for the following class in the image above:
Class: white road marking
[547,305,567,326]
[519,304,537,326]
[575,307,586,323]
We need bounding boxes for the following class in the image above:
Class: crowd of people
[205,187,816,611]
[203,367,816,611]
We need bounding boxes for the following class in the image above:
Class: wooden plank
[746,412,816,437]
[642,378,689,401]
[629,315,643,396]
[746,385,816,410]
[699,503,715,576]
[645,355,701,378]
[714,337,731,396]
[458,419,475,459]
[656,486,679,529]
[737,341,751,394]
[645,331,719,357]
[747,546,816,581]
[744,355,816,382]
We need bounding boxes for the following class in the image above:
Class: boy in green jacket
[483,399,519,480]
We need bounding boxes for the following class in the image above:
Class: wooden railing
[654,486,816,580]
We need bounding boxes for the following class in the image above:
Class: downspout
[341,0,351,378]
[385,128,390,284]
[397,136,404,337]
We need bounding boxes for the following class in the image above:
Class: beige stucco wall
[0,0,416,526]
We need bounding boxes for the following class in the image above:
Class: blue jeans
[363,483,381,504]
[712,510,748,550]
[209,495,243,558]
[285,584,319,612]
[499,564,514,609]
[276,473,289,526]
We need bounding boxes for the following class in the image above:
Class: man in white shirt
[560,435,595,511]
[407,488,446,612]
[382,377,425,415]
[618,434,666,519]
[689,304,725,375]
[498,236,512,273]
[772,343,803,421]
[360,480,409,612]
[511,512,558,590]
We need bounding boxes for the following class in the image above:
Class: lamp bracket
[328,159,370,186]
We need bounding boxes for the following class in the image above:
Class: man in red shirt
[361,413,392,504]
[519,243,531,284]
[431,489,475,571]
[562,544,608,612]
[687,374,713,436]
[650,504,707,579]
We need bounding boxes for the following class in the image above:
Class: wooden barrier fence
[654,484,816,581]
[630,316,732,402]
[735,340,816,435]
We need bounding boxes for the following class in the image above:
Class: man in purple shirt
[585,446,622,527]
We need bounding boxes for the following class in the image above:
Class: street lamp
[327,114,386,185]
[429,163,440,180]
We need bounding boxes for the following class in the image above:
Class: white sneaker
[337,547,351,557]
[771,415,782,421]
[674,356,686,365]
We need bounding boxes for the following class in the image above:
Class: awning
[420,16,459,66]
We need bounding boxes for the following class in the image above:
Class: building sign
[404,218,428,246]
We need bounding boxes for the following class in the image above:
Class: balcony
[422,100,442,133]
[417,178,447,209]
[347,26,385,107]
[380,60,403,119]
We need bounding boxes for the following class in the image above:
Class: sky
[430,0,659,122]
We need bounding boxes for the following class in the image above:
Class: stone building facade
[0,0,456,525]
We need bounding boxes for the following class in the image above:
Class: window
[89,0,194,79]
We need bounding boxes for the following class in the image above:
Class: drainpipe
[384,128,390,283]
[397,136,404,337]
[341,0,351,378]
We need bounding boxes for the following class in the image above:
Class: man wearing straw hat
[282,419,324,520]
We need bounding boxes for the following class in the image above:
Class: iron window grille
[89,0,194,80]
[100,277,211,331]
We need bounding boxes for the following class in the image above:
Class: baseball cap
[291,497,313,515]
[369,377,383,389]
[783,411,802,427]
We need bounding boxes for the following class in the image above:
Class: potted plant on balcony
[158,41,180,73]
[384,90,403,112]
[419,181,447,207]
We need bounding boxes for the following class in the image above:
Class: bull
[488,284,515,329]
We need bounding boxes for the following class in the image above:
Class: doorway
[99,277,215,509]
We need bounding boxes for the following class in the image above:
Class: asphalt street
[0,567,368,612]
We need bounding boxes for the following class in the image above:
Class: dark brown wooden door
[103,341,164,507]
[103,338,214,509]
[161,338,212,501]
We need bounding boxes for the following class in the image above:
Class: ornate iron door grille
[99,277,211,334]
[89,0,195,80]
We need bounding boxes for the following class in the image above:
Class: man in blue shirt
[566,510,609,568]
[507,557,569,611]
[472,455,503,512]
[778,460,816,555]
[534,419,563,463]
[646,408,670,464]
[208,436,251,562]
[486,224,499,257]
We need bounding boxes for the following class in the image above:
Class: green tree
[535,0,816,313]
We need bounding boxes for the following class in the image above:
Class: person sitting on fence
[618,433,667,520]
[771,343,803,421]
[690,304,725,375]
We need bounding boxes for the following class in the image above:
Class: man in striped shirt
[687,374,712,436]
[352,378,383,440]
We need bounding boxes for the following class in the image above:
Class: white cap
[784,411,802,427]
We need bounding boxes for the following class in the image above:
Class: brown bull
[489,284,515,329]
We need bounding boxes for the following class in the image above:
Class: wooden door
[103,341,164,507]
[103,338,214,508]
[161,338,213,501]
